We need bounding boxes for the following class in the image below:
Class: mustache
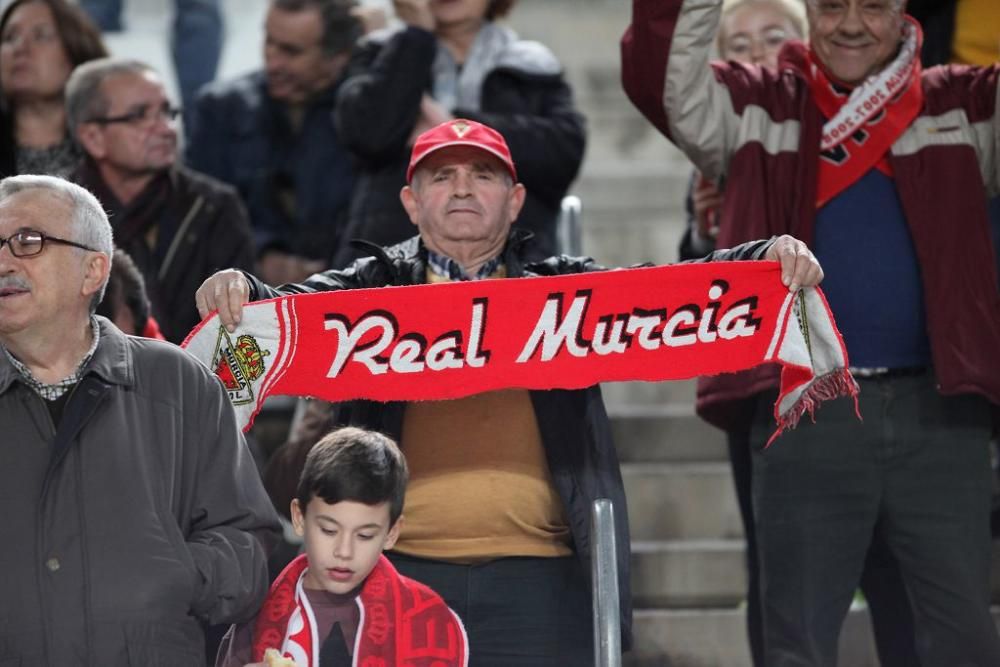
[0,276,30,291]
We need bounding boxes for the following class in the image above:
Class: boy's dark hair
[296,427,408,524]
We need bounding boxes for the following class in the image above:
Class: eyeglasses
[0,229,98,258]
[87,103,182,128]
[722,28,791,61]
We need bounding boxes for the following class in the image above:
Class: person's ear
[383,515,403,551]
[400,185,420,228]
[75,123,107,160]
[507,183,526,225]
[290,499,306,537]
[81,252,110,300]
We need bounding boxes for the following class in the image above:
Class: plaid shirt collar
[2,316,101,401]
[426,249,504,281]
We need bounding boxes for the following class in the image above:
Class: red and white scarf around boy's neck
[803,17,924,207]
[252,554,469,667]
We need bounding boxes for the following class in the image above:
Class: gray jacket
[0,318,281,666]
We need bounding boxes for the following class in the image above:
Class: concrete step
[611,407,727,463]
[632,540,745,608]
[627,518,1000,611]
[626,606,889,667]
[626,606,1000,667]
[623,462,743,541]
[581,106,694,167]
[604,379,700,408]
[574,166,690,215]
[582,222,683,268]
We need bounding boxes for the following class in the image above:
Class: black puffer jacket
[246,231,777,651]
[333,25,586,265]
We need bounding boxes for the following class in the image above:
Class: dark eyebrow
[471,161,502,173]
[315,515,382,530]
[266,33,306,56]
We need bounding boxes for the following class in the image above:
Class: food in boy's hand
[264,648,298,667]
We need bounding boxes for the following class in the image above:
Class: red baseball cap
[407,119,517,183]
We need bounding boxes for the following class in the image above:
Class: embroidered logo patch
[211,328,270,405]
[451,119,471,137]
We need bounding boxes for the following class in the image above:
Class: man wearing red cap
[196,118,822,665]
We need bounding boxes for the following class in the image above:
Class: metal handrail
[558,194,583,256]
[591,498,622,666]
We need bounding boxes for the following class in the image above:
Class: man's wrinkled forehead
[413,145,511,179]
[806,0,905,9]
[0,188,73,233]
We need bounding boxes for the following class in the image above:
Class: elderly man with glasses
[66,56,255,344]
[0,174,280,664]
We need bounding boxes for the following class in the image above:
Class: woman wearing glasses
[0,0,107,179]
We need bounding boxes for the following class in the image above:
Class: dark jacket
[0,318,281,666]
[74,161,255,344]
[187,71,355,262]
[623,0,1000,430]
[908,0,958,66]
[245,230,776,651]
[0,109,15,177]
[333,26,586,265]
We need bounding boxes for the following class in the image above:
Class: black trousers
[731,424,920,667]
[751,373,1000,667]
[387,553,593,667]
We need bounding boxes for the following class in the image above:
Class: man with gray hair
[624,0,1000,665]
[0,174,280,663]
[67,56,255,344]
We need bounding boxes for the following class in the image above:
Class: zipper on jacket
[158,195,205,282]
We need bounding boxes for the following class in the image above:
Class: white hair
[0,175,114,310]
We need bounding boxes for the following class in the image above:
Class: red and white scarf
[183,262,857,444]
[802,17,924,207]
[252,554,469,667]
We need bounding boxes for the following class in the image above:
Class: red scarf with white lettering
[800,17,924,207]
[183,262,856,444]
[252,554,468,667]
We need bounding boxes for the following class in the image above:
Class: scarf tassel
[768,369,860,447]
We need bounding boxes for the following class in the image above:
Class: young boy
[217,427,469,666]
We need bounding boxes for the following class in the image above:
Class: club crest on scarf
[211,329,270,405]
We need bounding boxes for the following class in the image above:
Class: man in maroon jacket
[623,1,1000,665]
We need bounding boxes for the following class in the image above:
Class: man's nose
[263,45,284,70]
[152,110,179,135]
[838,3,867,34]
[453,170,474,195]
